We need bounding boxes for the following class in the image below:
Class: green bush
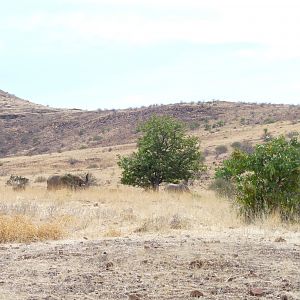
[93,135,102,141]
[204,124,211,131]
[263,118,275,124]
[215,136,300,222]
[189,122,200,131]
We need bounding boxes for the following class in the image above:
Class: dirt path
[0,233,299,300]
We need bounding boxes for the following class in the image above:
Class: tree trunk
[151,179,160,191]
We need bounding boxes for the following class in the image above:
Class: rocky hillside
[0,89,300,158]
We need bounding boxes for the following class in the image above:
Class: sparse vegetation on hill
[1,89,300,157]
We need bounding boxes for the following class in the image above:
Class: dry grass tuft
[135,214,190,233]
[0,215,64,243]
[103,228,122,237]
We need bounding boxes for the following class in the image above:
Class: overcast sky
[1,0,300,109]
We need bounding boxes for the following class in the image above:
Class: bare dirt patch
[0,232,299,299]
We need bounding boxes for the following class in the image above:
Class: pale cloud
[2,0,300,59]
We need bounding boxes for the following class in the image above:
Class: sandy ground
[0,231,299,300]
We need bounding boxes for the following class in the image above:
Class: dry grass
[0,215,64,243]
[0,120,299,244]
[0,186,298,244]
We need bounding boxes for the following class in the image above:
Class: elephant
[47,173,89,190]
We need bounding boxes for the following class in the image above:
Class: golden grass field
[1,186,299,244]
[0,120,299,299]
[0,120,299,243]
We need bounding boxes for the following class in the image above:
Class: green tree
[215,136,300,221]
[118,116,204,190]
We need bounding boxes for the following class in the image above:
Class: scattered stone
[249,287,265,297]
[275,237,286,243]
[58,250,63,255]
[105,262,114,270]
[128,293,142,300]
[189,260,203,269]
[227,276,236,282]
[190,290,204,297]
[280,294,288,300]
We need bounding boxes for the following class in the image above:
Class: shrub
[93,135,102,141]
[204,124,211,131]
[215,145,228,156]
[34,176,47,183]
[0,215,63,243]
[240,141,254,154]
[87,163,99,169]
[263,118,275,124]
[231,141,242,149]
[287,131,299,139]
[212,120,225,128]
[189,122,200,131]
[262,128,273,142]
[215,136,300,222]
[240,118,246,125]
[209,177,236,199]
[68,158,80,165]
[6,175,29,191]
[231,140,254,154]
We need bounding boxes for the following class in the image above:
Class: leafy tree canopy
[118,116,204,189]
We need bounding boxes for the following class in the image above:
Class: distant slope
[0,89,299,158]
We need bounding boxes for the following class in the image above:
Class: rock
[227,276,236,282]
[189,260,203,269]
[190,290,204,297]
[280,295,288,300]
[128,294,142,300]
[105,262,114,270]
[249,287,264,297]
[275,237,286,242]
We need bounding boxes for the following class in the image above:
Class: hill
[0,89,299,158]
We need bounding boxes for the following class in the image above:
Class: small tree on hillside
[118,116,204,190]
[215,136,300,221]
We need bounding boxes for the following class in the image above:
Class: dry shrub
[135,214,190,233]
[0,215,64,243]
[34,176,47,183]
[103,227,122,237]
[37,222,63,240]
[169,214,190,229]
[120,208,136,221]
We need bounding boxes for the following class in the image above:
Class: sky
[0,0,300,109]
